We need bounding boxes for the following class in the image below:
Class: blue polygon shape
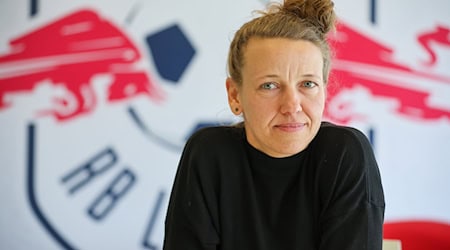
[146,24,196,83]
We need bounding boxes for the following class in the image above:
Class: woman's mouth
[274,122,306,132]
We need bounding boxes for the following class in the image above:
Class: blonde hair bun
[267,0,336,39]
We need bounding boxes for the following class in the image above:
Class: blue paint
[142,190,166,250]
[370,0,377,24]
[368,127,375,148]
[146,24,196,83]
[30,0,38,17]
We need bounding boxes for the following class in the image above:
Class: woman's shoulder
[315,123,385,216]
[310,121,375,163]
[180,126,247,176]
[315,121,372,149]
[185,125,245,151]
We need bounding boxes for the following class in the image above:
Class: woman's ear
[226,77,242,115]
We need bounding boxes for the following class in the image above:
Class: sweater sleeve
[317,126,385,250]
[163,130,220,250]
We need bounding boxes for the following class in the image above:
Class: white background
[1,0,449,249]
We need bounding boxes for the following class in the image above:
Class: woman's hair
[227,0,336,85]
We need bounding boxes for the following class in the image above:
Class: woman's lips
[274,122,306,132]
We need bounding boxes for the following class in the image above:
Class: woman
[163,0,385,249]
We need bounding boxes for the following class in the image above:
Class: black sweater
[163,122,385,250]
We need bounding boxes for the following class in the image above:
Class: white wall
[0,0,449,249]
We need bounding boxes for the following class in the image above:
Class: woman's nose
[280,87,302,114]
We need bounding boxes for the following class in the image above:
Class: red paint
[326,23,450,124]
[384,220,450,250]
[0,9,163,121]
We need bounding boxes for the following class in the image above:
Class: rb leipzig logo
[0,7,197,249]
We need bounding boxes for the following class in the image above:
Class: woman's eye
[302,81,317,88]
[261,82,277,90]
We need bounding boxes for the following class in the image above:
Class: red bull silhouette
[0,9,163,121]
[326,23,450,124]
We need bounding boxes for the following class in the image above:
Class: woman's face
[227,37,326,158]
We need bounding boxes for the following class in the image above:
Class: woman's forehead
[242,38,324,76]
